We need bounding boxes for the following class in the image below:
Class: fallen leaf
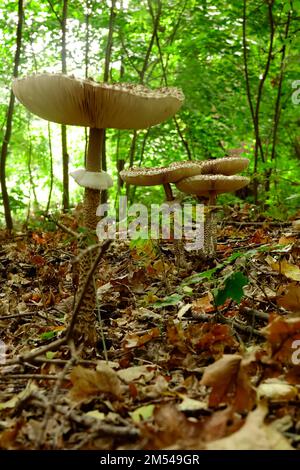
[69,365,123,402]
[130,404,155,422]
[206,402,293,450]
[192,294,214,313]
[178,396,207,412]
[277,283,300,313]
[266,257,300,282]
[257,380,298,401]
[117,365,156,383]
[201,354,255,412]
[123,327,160,349]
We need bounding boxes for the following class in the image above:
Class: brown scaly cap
[200,157,249,176]
[12,73,184,130]
[120,161,204,187]
[165,161,204,183]
[176,174,250,196]
[120,167,168,186]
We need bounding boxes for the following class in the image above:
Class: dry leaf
[206,402,293,450]
[257,380,298,401]
[201,354,255,412]
[266,257,300,281]
[277,283,300,313]
[117,365,156,383]
[69,365,123,402]
[192,294,214,314]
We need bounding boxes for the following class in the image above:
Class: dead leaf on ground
[206,402,293,450]
[201,354,256,412]
[69,365,123,402]
[277,283,300,313]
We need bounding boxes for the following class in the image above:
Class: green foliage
[1,0,300,226]
[213,271,249,306]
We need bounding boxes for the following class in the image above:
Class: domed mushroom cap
[200,157,249,176]
[176,174,250,196]
[120,167,167,186]
[12,73,184,130]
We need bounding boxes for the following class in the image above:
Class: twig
[65,239,112,341]
[240,306,269,321]
[31,393,139,439]
[191,312,264,337]
[45,213,80,239]
[0,373,67,381]
[36,349,77,448]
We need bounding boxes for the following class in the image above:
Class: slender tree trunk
[101,0,117,204]
[61,0,69,211]
[84,0,92,163]
[125,0,162,203]
[242,0,275,203]
[46,123,54,214]
[0,0,23,231]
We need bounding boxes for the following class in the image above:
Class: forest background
[0,0,300,229]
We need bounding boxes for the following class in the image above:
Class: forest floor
[0,203,300,450]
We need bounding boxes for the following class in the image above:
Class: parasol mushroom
[12,73,184,348]
[12,73,184,228]
[176,174,250,253]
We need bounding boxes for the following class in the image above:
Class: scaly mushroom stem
[84,128,105,229]
[76,127,105,351]
[163,182,174,202]
[204,190,217,255]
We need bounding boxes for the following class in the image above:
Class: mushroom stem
[204,190,217,255]
[163,183,174,201]
[84,128,105,229]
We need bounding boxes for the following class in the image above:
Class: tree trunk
[0,0,23,231]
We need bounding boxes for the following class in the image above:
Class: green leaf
[40,331,57,340]
[130,404,155,423]
[152,293,183,308]
[214,271,248,306]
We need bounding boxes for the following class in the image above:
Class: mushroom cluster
[121,157,250,254]
[13,73,184,229]
[12,73,184,348]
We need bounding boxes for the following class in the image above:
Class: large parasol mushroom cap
[200,157,249,176]
[176,174,250,196]
[12,73,184,129]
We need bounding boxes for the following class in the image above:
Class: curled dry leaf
[69,365,123,402]
[266,257,300,282]
[122,327,160,349]
[276,283,300,314]
[201,354,256,412]
[206,402,293,450]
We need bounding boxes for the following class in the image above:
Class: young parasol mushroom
[12,73,184,348]
[176,174,250,254]
[120,161,205,266]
